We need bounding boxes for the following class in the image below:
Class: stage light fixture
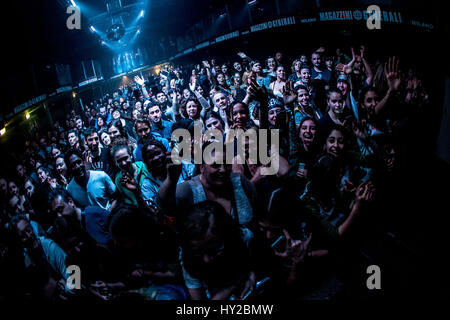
[0,128,5,136]
[139,10,144,18]
[90,26,96,32]
[106,24,126,41]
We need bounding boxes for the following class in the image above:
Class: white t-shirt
[67,170,116,210]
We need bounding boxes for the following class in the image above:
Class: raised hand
[134,75,145,86]
[274,229,312,265]
[247,78,268,103]
[237,51,247,59]
[281,81,297,106]
[360,45,365,59]
[189,78,196,92]
[353,181,376,210]
[385,56,401,92]
[120,171,139,192]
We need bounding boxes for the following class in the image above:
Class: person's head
[51,146,62,160]
[75,118,83,131]
[268,99,283,127]
[65,148,87,180]
[325,126,346,158]
[180,201,249,285]
[250,60,262,74]
[300,54,308,64]
[37,166,52,184]
[97,116,105,128]
[337,75,349,96]
[292,59,301,73]
[325,56,334,69]
[132,108,141,120]
[233,61,242,72]
[183,88,191,100]
[148,104,162,124]
[182,98,202,120]
[110,139,133,172]
[216,73,226,86]
[99,130,111,147]
[275,52,283,62]
[300,64,311,83]
[311,52,321,68]
[232,72,242,86]
[55,156,67,176]
[122,100,130,110]
[84,127,100,152]
[297,85,310,107]
[360,87,380,120]
[156,92,167,104]
[299,117,318,149]
[10,215,39,250]
[200,143,231,190]
[275,65,286,81]
[16,164,26,179]
[66,129,79,148]
[229,102,249,129]
[326,89,344,115]
[112,108,121,120]
[0,178,7,197]
[53,214,85,263]
[221,64,228,75]
[49,187,78,218]
[195,85,204,96]
[24,179,35,198]
[213,92,229,110]
[107,119,127,141]
[99,105,107,118]
[267,57,276,70]
[134,118,151,140]
[204,111,225,133]
[142,139,167,172]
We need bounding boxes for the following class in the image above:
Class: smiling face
[232,103,248,128]
[268,107,281,126]
[217,74,226,86]
[214,93,228,110]
[186,101,199,119]
[267,58,276,70]
[363,90,379,119]
[297,88,310,107]
[326,129,345,158]
[86,132,100,152]
[337,81,348,96]
[276,66,286,81]
[300,68,311,83]
[328,92,344,116]
[100,132,111,146]
[300,119,316,147]
[55,157,67,175]
[200,151,231,189]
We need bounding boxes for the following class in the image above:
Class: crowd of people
[0,44,429,301]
